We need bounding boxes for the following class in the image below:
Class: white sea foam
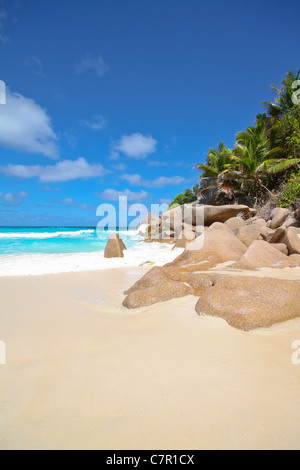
[0,242,183,277]
[0,229,94,239]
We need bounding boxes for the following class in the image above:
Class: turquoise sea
[0,227,140,256]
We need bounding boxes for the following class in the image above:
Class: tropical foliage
[262,70,300,118]
[194,70,300,206]
[194,142,233,177]
[168,185,200,208]
[275,170,300,208]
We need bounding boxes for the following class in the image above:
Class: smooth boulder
[104,233,127,258]
[203,205,255,225]
[231,240,292,269]
[195,275,300,331]
[123,279,192,308]
[224,217,246,231]
[269,207,290,229]
[167,222,247,269]
[280,227,300,255]
[234,224,263,247]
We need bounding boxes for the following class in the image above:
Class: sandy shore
[0,267,300,450]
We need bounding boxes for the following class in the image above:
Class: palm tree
[194,141,233,176]
[220,116,300,205]
[262,70,300,118]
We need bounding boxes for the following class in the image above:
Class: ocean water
[0,227,140,256]
[0,226,182,276]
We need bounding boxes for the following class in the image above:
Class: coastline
[0,241,184,277]
[1,266,300,450]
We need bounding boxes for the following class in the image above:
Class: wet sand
[0,267,300,450]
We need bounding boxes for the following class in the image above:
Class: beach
[1,266,300,450]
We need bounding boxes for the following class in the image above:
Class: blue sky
[0,0,299,226]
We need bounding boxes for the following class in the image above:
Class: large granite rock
[195,275,300,331]
[162,206,184,232]
[224,217,246,231]
[203,204,255,225]
[181,204,255,227]
[280,227,300,255]
[123,279,192,308]
[266,227,287,244]
[270,243,289,256]
[269,207,290,229]
[167,222,247,269]
[124,266,173,295]
[104,233,127,258]
[234,224,263,247]
[289,254,300,266]
[231,240,294,269]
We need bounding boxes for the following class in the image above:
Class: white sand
[0,267,300,450]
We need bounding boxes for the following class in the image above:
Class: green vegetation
[168,184,200,208]
[276,170,300,208]
[194,142,233,177]
[193,70,300,207]
[262,70,300,118]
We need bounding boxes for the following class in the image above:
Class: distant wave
[0,229,95,239]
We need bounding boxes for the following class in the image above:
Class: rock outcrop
[234,224,263,247]
[123,279,192,308]
[280,227,300,255]
[167,222,247,269]
[123,201,300,330]
[224,217,246,231]
[195,276,300,331]
[144,203,257,242]
[230,240,294,269]
[104,233,127,258]
[269,207,291,229]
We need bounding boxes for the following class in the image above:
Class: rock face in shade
[104,233,127,258]
[195,276,300,331]
[269,243,289,256]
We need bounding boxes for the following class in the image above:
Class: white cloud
[75,55,110,77]
[56,197,95,211]
[114,133,157,159]
[111,163,126,171]
[0,157,106,183]
[80,114,107,130]
[96,188,150,202]
[0,191,29,207]
[59,198,73,204]
[151,176,187,187]
[121,173,186,188]
[147,160,168,167]
[40,185,61,192]
[107,149,121,161]
[0,89,59,159]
